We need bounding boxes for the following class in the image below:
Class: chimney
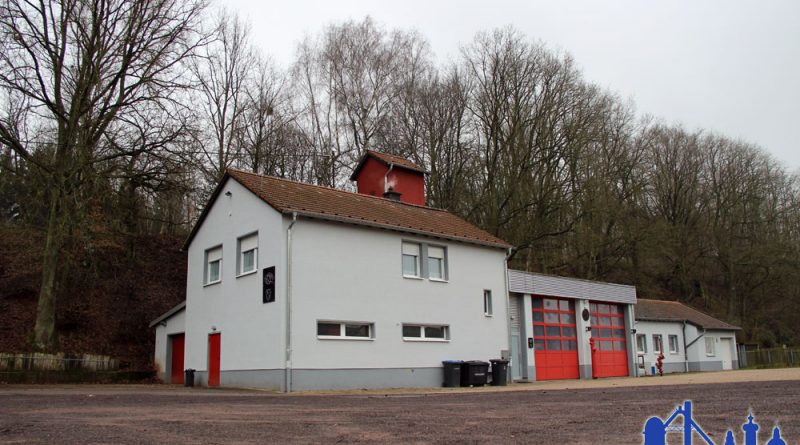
[349,151,426,206]
[383,186,402,201]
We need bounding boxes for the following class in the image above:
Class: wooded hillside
[0,4,797,360]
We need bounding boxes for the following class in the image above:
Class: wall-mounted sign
[263,266,275,303]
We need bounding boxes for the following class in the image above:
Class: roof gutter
[281,210,511,250]
[284,212,298,393]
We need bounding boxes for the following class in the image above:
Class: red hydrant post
[656,351,664,376]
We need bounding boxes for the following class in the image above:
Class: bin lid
[442,360,464,364]
[464,360,490,365]
[490,359,509,364]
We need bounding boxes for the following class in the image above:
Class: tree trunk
[33,188,64,351]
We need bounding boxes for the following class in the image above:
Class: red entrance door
[590,302,628,378]
[532,297,579,380]
[169,334,185,384]
[208,333,221,387]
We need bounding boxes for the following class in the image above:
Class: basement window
[669,335,679,354]
[317,321,374,340]
[204,246,222,285]
[402,324,450,342]
[237,233,258,276]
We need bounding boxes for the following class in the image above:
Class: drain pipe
[682,321,689,373]
[284,212,298,392]
[503,247,514,375]
[384,162,394,193]
[684,324,707,373]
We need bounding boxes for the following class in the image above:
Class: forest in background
[1,0,798,357]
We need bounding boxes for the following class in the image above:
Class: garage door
[532,297,579,380]
[590,302,628,378]
[169,333,185,384]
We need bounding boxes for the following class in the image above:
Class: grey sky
[224,0,800,170]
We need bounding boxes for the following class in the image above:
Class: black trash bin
[184,369,195,387]
[460,360,489,387]
[442,360,463,387]
[490,359,509,386]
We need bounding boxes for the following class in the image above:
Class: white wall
[184,179,288,375]
[290,218,509,369]
[634,321,738,373]
[153,308,186,382]
[633,320,686,374]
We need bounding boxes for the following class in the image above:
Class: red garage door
[533,297,579,380]
[590,302,628,378]
[169,333,185,384]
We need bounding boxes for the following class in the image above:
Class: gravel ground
[1,369,798,444]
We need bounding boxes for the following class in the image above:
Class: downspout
[384,162,394,193]
[682,321,689,373]
[684,324,707,372]
[284,212,298,392]
[503,248,514,374]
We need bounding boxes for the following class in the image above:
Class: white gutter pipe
[285,212,298,392]
[384,162,394,193]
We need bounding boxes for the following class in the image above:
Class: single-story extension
[633,299,741,374]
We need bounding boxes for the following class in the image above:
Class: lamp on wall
[631,328,637,334]
[211,325,217,331]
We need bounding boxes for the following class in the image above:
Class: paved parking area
[1,369,798,444]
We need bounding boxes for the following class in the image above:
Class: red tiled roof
[636,299,740,330]
[349,150,425,180]
[184,169,511,250]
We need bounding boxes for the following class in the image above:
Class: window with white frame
[237,233,258,276]
[427,246,446,280]
[669,335,679,354]
[316,321,374,339]
[483,290,493,316]
[652,334,663,354]
[402,324,449,341]
[205,246,222,285]
[402,242,421,278]
[705,337,715,356]
[636,334,647,353]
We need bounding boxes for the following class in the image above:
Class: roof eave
[635,316,741,331]
[149,301,186,328]
[349,152,426,181]
[182,174,233,251]
[285,209,512,250]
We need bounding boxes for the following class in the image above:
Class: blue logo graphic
[643,400,787,445]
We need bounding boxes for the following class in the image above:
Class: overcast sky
[223,0,800,171]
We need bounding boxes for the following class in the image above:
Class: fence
[739,347,800,369]
[0,353,118,371]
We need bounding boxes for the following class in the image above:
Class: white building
[151,151,743,389]
[153,151,511,391]
[633,299,740,374]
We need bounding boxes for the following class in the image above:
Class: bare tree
[189,9,253,190]
[0,0,208,350]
